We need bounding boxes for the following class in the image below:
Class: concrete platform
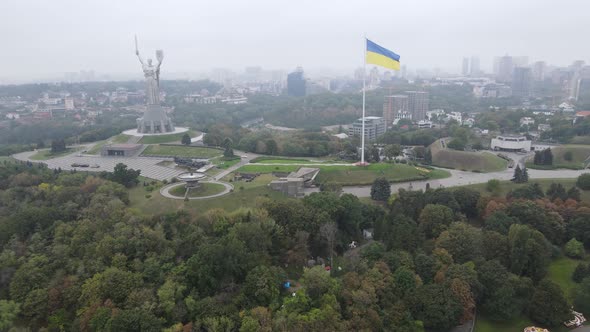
[122,126,189,137]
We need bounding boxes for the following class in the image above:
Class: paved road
[304,166,590,197]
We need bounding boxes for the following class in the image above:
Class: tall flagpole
[361,35,366,165]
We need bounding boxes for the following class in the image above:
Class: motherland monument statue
[134,35,175,134]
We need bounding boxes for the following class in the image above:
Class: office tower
[383,95,408,127]
[406,91,429,121]
[462,57,469,76]
[513,56,529,67]
[532,61,546,81]
[497,56,514,82]
[287,67,306,97]
[470,56,480,76]
[348,116,386,141]
[512,67,533,97]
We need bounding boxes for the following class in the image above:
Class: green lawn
[129,182,289,215]
[138,130,198,144]
[571,136,590,145]
[548,257,586,301]
[527,145,590,170]
[141,145,222,158]
[169,182,227,198]
[430,139,508,172]
[315,163,450,186]
[211,156,242,169]
[237,164,301,173]
[87,134,132,155]
[250,157,337,164]
[30,148,79,160]
[236,163,450,186]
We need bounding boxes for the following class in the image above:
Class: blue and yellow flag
[366,39,400,70]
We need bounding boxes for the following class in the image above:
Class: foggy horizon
[1,0,589,83]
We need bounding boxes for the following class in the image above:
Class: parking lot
[13,150,186,181]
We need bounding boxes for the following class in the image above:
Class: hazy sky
[1,0,588,81]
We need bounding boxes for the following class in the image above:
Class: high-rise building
[406,91,429,121]
[513,56,529,67]
[287,67,306,97]
[348,116,387,141]
[470,56,480,76]
[383,95,408,127]
[462,57,470,76]
[512,67,533,97]
[532,61,546,81]
[497,56,514,82]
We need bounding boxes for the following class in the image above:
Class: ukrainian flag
[366,39,400,70]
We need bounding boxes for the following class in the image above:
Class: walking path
[160,181,233,200]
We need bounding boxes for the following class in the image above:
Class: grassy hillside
[237,163,450,186]
[141,145,222,158]
[429,139,507,172]
[527,145,590,170]
[138,130,198,144]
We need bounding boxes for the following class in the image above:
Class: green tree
[507,224,552,281]
[511,164,528,183]
[51,139,66,153]
[241,266,282,307]
[384,144,402,161]
[106,163,141,187]
[484,211,517,235]
[436,223,481,264]
[564,150,574,161]
[577,173,590,190]
[301,266,338,301]
[418,204,455,239]
[370,177,391,201]
[546,183,567,201]
[564,238,585,258]
[424,148,432,165]
[265,139,278,155]
[453,187,480,218]
[528,279,570,327]
[109,308,164,332]
[0,300,20,331]
[412,283,462,331]
[573,263,590,283]
[319,182,342,193]
[181,133,191,145]
[567,186,581,201]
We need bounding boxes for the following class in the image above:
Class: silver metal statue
[135,35,163,105]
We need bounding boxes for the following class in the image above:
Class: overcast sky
[1,0,588,82]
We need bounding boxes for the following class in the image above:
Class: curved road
[160,181,233,200]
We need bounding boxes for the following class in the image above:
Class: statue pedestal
[137,104,175,134]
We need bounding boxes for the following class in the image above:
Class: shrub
[145,194,151,199]
[486,179,501,194]
[577,174,590,190]
[564,151,574,161]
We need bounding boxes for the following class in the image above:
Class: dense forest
[0,160,589,331]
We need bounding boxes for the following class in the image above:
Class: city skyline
[1,0,589,83]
